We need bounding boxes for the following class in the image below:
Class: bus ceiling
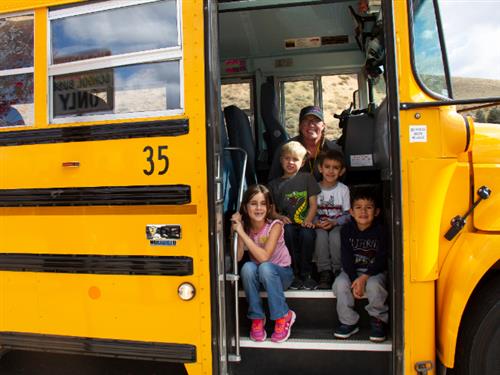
[218,0,371,75]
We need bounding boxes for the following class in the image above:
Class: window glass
[221,82,251,112]
[53,61,180,118]
[322,74,359,139]
[51,0,178,64]
[0,74,33,127]
[0,14,34,128]
[371,76,386,106]
[282,80,314,136]
[438,0,500,100]
[0,14,34,70]
[411,0,448,97]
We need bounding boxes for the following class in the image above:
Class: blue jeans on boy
[284,223,316,277]
[241,261,294,320]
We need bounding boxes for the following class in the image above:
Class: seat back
[260,81,288,164]
[223,105,258,186]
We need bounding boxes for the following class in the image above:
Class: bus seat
[373,98,391,181]
[342,110,379,185]
[223,105,258,186]
[221,115,238,215]
[260,80,288,164]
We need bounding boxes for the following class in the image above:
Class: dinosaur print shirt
[268,172,321,224]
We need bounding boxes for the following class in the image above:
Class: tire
[452,273,500,375]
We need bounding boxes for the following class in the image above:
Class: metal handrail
[223,147,247,362]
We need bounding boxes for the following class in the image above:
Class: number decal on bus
[143,145,169,176]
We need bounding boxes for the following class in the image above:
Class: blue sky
[439,0,500,81]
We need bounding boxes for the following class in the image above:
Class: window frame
[0,10,35,128]
[47,0,184,124]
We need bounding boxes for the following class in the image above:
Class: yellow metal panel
[436,232,500,367]
[34,8,48,127]
[0,1,82,13]
[0,136,201,189]
[408,159,457,281]
[2,272,202,344]
[473,164,500,231]
[472,123,500,231]
[0,206,198,254]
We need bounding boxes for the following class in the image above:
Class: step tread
[239,326,391,352]
[238,290,367,299]
[240,337,391,352]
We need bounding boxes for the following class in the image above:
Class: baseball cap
[299,106,324,122]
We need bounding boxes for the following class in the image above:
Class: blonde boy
[268,141,321,290]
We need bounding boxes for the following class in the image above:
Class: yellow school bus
[0,1,498,374]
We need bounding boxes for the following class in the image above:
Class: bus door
[217,1,396,374]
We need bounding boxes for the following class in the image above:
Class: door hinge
[415,360,434,375]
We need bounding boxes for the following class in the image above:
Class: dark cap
[299,106,324,122]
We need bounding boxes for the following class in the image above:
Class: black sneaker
[334,323,359,339]
[369,318,387,342]
[289,277,303,290]
[317,270,333,290]
[302,274,318,290]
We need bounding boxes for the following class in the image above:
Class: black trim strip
[0,119,189,147]
[0,254,193,276]
[462,115,471,152]
[0,332,196,363]
[400,97,500,110]
[0,185,191,207]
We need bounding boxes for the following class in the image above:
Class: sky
[438,0,500,81]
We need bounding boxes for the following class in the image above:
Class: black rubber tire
[452,273,500,375]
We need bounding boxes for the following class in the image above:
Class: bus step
[238,326,391,351]
[240,336,391,351]
[231,343,391,375]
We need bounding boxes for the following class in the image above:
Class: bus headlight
[178,283,196,301]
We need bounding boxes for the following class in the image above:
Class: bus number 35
[143,145,169,176]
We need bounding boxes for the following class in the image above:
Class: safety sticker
[146,224,181,246]
[410,125,427,143]
[350,154,373,167]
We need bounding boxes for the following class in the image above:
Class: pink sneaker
[271,310,296,343]
[250,318,266,342]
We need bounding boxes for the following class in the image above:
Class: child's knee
[333,273,351,292]
[365,277,387,296]
[241,262,258,279]
[257,262,278,284]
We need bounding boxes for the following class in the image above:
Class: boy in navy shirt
[332,187,388,342]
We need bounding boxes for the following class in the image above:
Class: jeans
[284,223,316,277]
[332,271,388,325]
[314,226,342,273]
[240,261,294,320]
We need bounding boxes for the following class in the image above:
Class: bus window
[280,79,314,136]
[0,13,34,127]
[221,80,254,139]
[371,75,386,107]
[48,0,182,123]
[221,82,252,113]
[321,74,359,139]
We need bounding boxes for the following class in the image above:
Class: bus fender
[436,232,500,368]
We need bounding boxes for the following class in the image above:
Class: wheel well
[451,266,500,373]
